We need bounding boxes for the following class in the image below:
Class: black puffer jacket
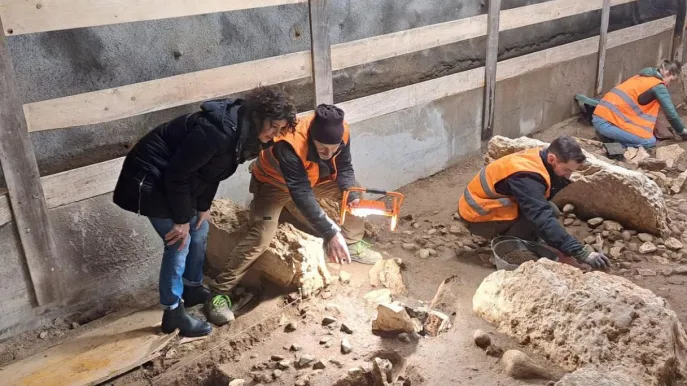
[113,99,258,224]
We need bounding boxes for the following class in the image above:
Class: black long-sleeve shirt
[493,149,586,258]
[273,137,357,241]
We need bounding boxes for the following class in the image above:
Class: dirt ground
[4,112,687,386]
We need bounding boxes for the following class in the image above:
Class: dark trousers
[462,216,538,241]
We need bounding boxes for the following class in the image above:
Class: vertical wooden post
[308,0,333,106]
[481,0,501,140]
[0,17,64,306]
[595,0,611,95]
[672,0,687,62]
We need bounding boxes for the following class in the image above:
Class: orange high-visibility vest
[594,75,663,139]
[251,113,350,190]
[458,148,551,223]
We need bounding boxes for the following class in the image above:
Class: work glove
[579,251,611,269]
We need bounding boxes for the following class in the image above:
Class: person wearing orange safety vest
[578,59,687,148]
[458,135,610,269]
[204,104,382,326]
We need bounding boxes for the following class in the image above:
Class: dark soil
[503,249,539,265]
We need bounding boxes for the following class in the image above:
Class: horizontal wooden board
[23,0,638,133]
[0,307,176,386]
[343,16,674,124]
[0,15,672,224]
[0,0,307,36]
[41,158,124,209]
[332,0,637,71]
[24,51,311,132]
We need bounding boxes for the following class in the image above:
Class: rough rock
[555,368,641,386]
[563,218,574,226]
[486,345,505,358]
[364,289,392,305]
[665,237,684,251]
[297,354,317,369]
[423,310,451,337]
[429,275,461,321]
[656,144,687,171]
[473,259,687,385]
[639,242,657,254]
[501,350,553,380]
[369,259,407,295]
[625,146,650,165]
[563,204,575,213]
[473,330,491,349]
[402,243,418,251]
[639,157,668,171]
[228,380,246,386]
[332,368,370,386]
[340,270,351,284]
[671,170,687,194]
[603,220,623,232]
[609,247,623,259]
[372,303,416,333]
[341,338,352,354]
[636,268,657,276]
[487,136,669,236]
[285,322,298,332]
[38,331,47,339]
[341,323,354,334]
[371,358,393,386]
[638,233,654,242]
[587,217,604,227]
[208,200,331,297]
[313,359,327,370]
[417,249,430,259]
[322,316,338,326]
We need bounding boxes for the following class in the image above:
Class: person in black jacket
[113,87,297,337]
[458,135,610,269]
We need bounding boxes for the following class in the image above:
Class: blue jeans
[149,215,209,309]
[592,115,656,148]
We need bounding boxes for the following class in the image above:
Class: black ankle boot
[182,285,211,307]
[161,303,212,337]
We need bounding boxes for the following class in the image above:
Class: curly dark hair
[245,86,298,135]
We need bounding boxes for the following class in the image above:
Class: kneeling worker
[205,104,382,325]
[458,135,610,269]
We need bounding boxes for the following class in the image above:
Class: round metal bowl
[490,236,559,271]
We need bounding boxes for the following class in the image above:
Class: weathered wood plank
[0,308,176,386]
[0,0,307,36]
[596,0,611,95]
[23,0,639,133]
[24,51,311,132]
[331,0,637,71]
[0,17,63,305]
[482,0,501,141]
[41,158,125,209]
[308,0,333,105]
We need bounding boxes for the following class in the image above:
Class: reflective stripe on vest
[252,113,351,190]
[458,147,551,223]
[594,74,662,139]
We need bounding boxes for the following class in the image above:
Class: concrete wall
[0,1,679,340]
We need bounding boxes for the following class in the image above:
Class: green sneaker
[349,240,382,265]
[203,294,235,326]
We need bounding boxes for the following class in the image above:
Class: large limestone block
[207,200,250,273]
[473,259,687,385]
[486,136,669,236]
[208,199,331,297]
[555,368,641,386]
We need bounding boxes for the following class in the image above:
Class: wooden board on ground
[0,308,175,386]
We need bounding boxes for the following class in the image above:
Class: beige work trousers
[210,177,364,294]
